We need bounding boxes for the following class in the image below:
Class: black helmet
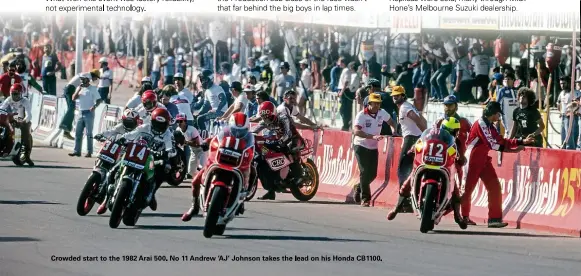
[366,78,380,88]
[484,101,503,117]
[198,69,213,89]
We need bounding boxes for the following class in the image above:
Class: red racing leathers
[435,115,471,182]
[462,116,522,220]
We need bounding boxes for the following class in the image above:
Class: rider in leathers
[252,101,305,200]
[134,90,167,125]
[118,108,176,211]
[0,83,34,165]
[93,109,141,214]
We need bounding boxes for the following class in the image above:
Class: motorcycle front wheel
[420,184,437,233]
[203,186,227,238]
[289,159,320,202]
[244,173,258,201]
[109,180,132,229]
[76,172,101,216]
[166,148,186,186]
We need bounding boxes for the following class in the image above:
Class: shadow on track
[255,200,349,205]
[432,230,572,238]
[224,234,373,242]
[0,164,85,169]
[133,224,295,232]
[0,236,41,242]
[159,185,190,189]
[0,200,62,205]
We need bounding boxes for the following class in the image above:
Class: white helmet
[98,57,108,63]
[141,76,152,83]
[174,73,184,79]
[121,109,140,131]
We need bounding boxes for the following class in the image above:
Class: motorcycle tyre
[244,175,258,201]
[76,172,101,216]
[203,186,226,238]
[166,149,186,186]
[11,147,25,166]
[420,184,437,233]
[214,224,226,236]
[109,180,132,229]
[289,159,319,202]
[123,206,141,227]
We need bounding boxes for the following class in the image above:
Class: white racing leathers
[96,123,129,141]
[133,103,167,125]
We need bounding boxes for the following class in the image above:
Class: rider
[252,101,305,200]
[0,83,34,165]
[93,109,141,215]
[134,90,167,124]
[174,112,204,179]
[182,112,254,221]
[386,116,465,226]
[119,108,176,211]
[196,69,228,132]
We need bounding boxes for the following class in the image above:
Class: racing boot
[257,190,276,200]
[451,194,467,229]
[181,198,200,221]
[96,197,108,215]
[487,219,509,228]
[290,160,306,187]
[23,145,34,166]
[144,177,157,211]
[386,180,412,221]
[463,216,477,226]
[235,202,245,216]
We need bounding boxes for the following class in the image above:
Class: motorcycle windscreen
[418,129,456,167]
[215,130,254,168]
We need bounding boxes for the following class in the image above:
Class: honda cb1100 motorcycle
[0,110,26,165]
[251,131,319,201]
[200,129,254,238]
[108,135,160,228]
[76,136,124,216]
[410,129,467,233]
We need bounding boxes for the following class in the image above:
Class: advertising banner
[440,15,499,30]
[34,96,58,142]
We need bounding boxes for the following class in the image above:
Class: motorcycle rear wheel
[245,174,258,201]
[109,180,132,229]
[76,172,101,216]
[420,184,437,233]
[203,186,226,238]
[289,159,319,201]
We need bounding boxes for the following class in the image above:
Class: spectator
[361,79,396,135]
[510,87,545,147]
[151,46,162,90]
[231,53,241,83]
[256,90,277,106]
[298,59,312,116]
[60,70,100,140]
[0,62,22,100]
[454,45,475,103]
[162,48,175,85]
[496,72,519,138]
[245,87,258,118]
[219,82,248,120]
[174,73,193,104]
[427,37,451,99]
[557,75,581,149]
[338,61,359,131]
[68,73,102,158]
[471,42,490,102]
[97,57,113,104]
[272,61,295,103]
[160,86,179,119]
[329,57,345,92]
[352,93,396,207]
[395,62,414,99]
[126,78,153,109]
[41,44,59,95]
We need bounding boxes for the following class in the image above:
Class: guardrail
[28,88,581,236]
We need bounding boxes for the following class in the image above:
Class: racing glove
[94,134,106,142]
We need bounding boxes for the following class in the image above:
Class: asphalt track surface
[1,146,581,276]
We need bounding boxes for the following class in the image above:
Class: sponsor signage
[439,15,498,30]
[391,15,422,34]
[499,12,580,32]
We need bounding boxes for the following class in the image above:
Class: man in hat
[97,57,114,104]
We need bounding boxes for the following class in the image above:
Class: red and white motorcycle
[0,110,27,166]
[199,127,255,238]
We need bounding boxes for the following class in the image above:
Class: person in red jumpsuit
[435,95,471,190]
[462,101,535,228]
[0,62,22,99]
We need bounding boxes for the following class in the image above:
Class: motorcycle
[409,129,467,233]
[0,110,26,166]
[76,136,124,216]
[108,134,160,228]
[199,128,254,238]
[251,131,320,201]
[164,130,187,186]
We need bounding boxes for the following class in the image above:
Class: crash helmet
[198,69,214,89]
[440,115,461,137]
[141,90,158,111]
[229,112,250,139]
[10,83,24,102]
[150,108,171,135]
[141,76,152,85]
[121,109,140,132]
[258,101,277,124]
[366,78,381,88]
[174,72,184,82]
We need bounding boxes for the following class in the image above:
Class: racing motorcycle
[164,130,187,186]
[251,131,319,201]
[76,136,124,216]
[409,129,467,233]
[199,127,254,238]
[0,110,27,166]
[108,134,161,228]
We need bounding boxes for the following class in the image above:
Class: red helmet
[10,83,23,94]
[229,112,250,139]
[141,90,157,111]
[150,108,171,135]
[258,101,276,123]
[175,113,187,123]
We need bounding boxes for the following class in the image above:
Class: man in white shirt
[231,53,241,83]
[390,86,426,212]
[453,45,475,103]
[218,81,248,121]
[338,61,360,131]
[352,93,396,207]
[426,37,452,99]
[175,113,204,218]
[68,73,102,158]
[125,77,153,109]
[197,69,228,132]
[97,57,114,104]
[557,75,581,149]
[471,43,491,102]
[276,90,318,130]
[298,59,312,116]
[60,70,100,140]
